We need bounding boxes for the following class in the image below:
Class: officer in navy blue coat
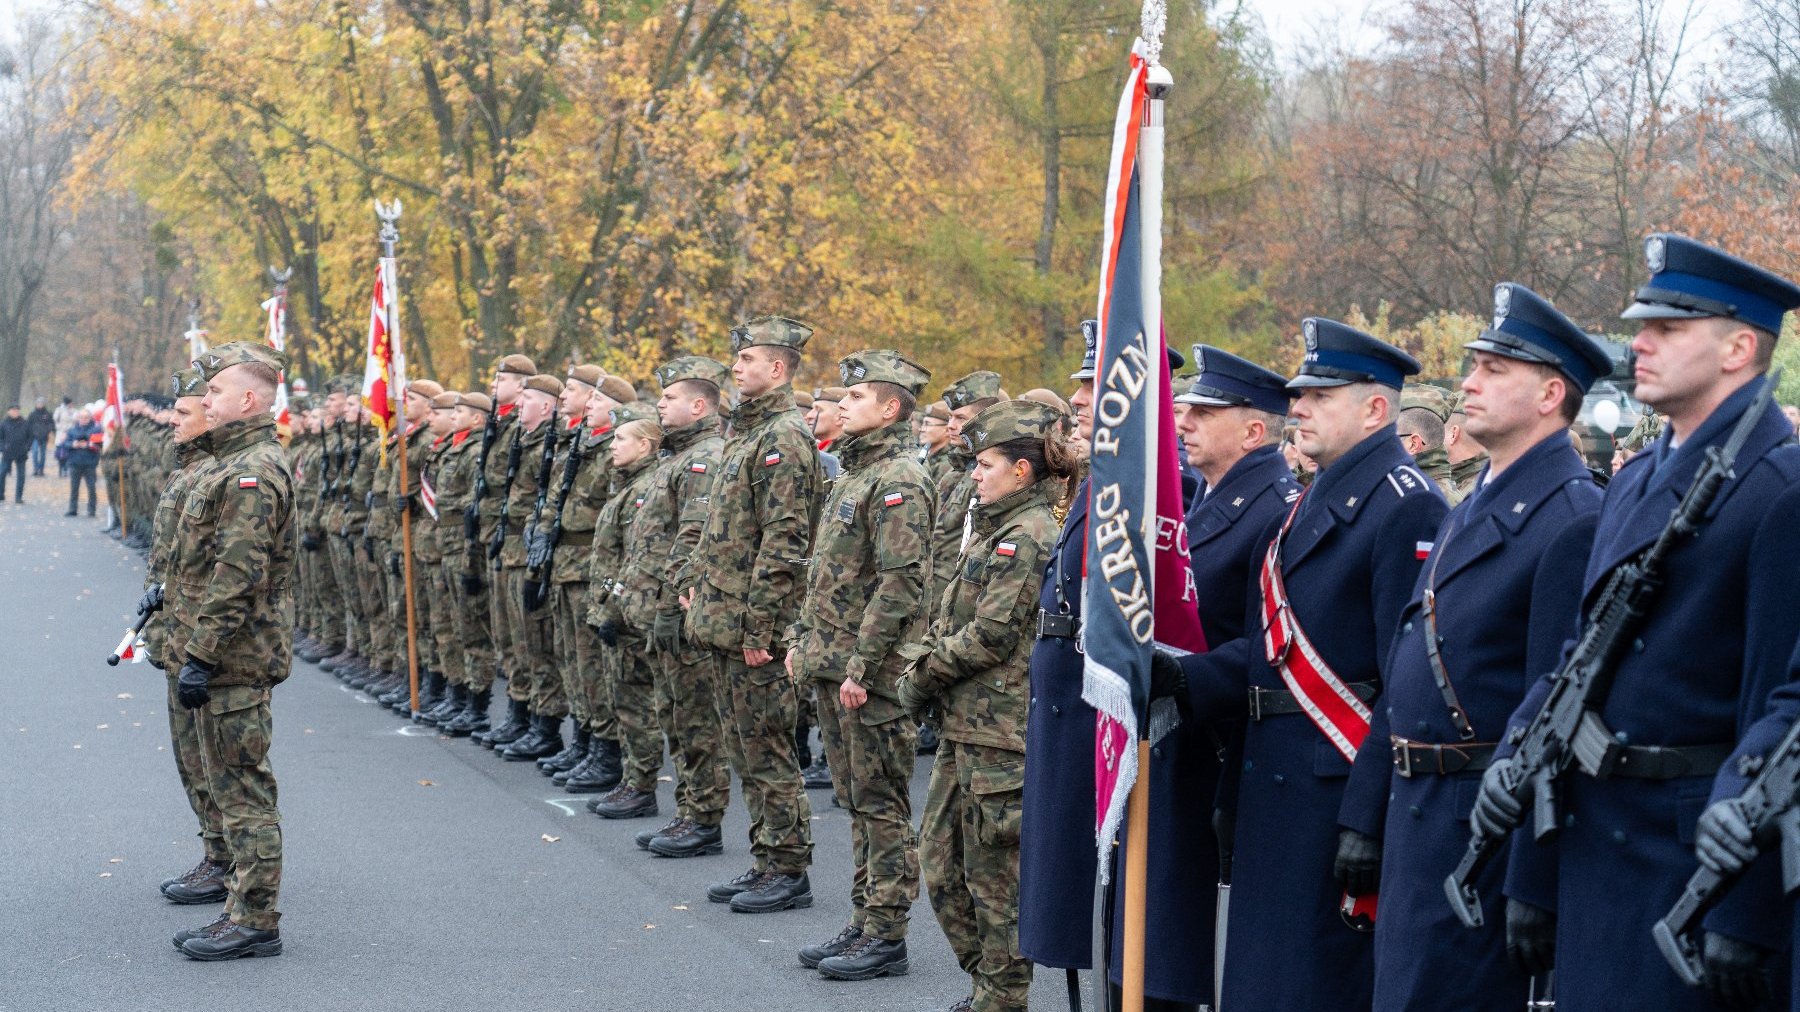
[1476,234,1800,1011]
[1155,319,1447,1012]
[1369,284,1610,1012]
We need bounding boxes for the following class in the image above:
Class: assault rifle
[526,419,585,608]
[465,402,500,548]
[520,411,562,610]
[487,423,525,562]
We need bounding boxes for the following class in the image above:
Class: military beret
[793,390,815,410]
[566,364,605,389]
[407,379,445,401]
[430,392,460,409]
[597,375,638,403]
[1470,282,1615,393]
[171,368,206,399]
[729,315,813,353]
[1400,384,1452,422]
[1288,318,1419,391]
[523,374,564,398]
[1018,388,1071,416]
[963,399,1064,456]
[654,356,730,392]
[609,402,654,429]
[496,354,538,377]
[193,341,287,381]
[459,392,494,414]
[839,349,931,396]
[814,386,849,404]
[921,400,950,422]
[1623,233,1800,335]
[942,370,1006,411]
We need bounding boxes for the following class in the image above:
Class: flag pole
[1120,34,1172,1012]
[376,199,422,717]
[112,351,127,534]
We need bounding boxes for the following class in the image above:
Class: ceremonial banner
[360,257,406,449]
[102,361,126,450]
[262,286,291,427]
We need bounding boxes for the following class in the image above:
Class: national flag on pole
[102,361,127,450]
[262,288,291,427]
[111,626,145,663]
[361,257,406,452]
[1080,40,1207,874]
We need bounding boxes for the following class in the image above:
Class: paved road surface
[0,475,1090,1011]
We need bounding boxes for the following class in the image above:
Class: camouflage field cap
[172,368,207,399]
[523,374,565,398]
[193,341,287,381]
[963,399,1064,456]
[597,376,637,403]
[458,392,494,414]
[430,391,460,410]
[496,354,538,377]
[729,315,814,354]
[654,355,730,393]
[609,402,654,428]
[566,364,604,389]
[289,395,313,412]
[408,379,445,401]
[793,390,815,410]
[1401,383,1452,421]
[329,373,360,396]
[839,350,931,396]
[942,370,1005,411]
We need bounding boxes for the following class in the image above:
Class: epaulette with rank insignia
[1386,464,1428,498]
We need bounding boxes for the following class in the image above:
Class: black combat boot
[587,784,657,819]
[627,814,683,846]
[503,715,563,761]
[318,649,353,673]
[159,856,219,892]
[793,720,813,772]
[480,699,531,748]
[728,871,812,912]
[179,921,282,960]
[798,923,863,969]
[172,912,231,950]
[816,935,908,980]
[707,867,762,904]
[445,688,492,737]
[162,860,229,905]
[425,683,466,726]
[563,739,622,793]
[538,726,590,774]
[648,820,723,858]
[802,754,833,790]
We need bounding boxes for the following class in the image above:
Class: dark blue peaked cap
[1176,345,1293,415]
[1622,233,1800,334]
[1070,317,1187,380]
[1467,283,1613,393]
[1288,317,1420,390]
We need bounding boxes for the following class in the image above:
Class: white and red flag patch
[883,492,905,508]
[238,476,259,489]
[1415,541,1433,560]
[689,462,708,474]
[763,451,782,467]
[996,542,1017,557]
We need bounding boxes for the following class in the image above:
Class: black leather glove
[486,530,504,562]
[1702,932,1772,1010]
[595,621,619,647]
[1504,898,1555,977]
[462,504,479,543]
[1696,798,1760,876]
[138,583,164,615]
[301,532,321,552]
[386,551,402,577]
[650,609,683,652]
[1149,649,1187,704]
[1332,828,1382,897]
[522,578,550,612]
[361,535,376,562]
[1470,756,1525,839]
[176,657,215,710]
[461,568,485,595]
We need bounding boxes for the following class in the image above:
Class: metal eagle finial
[375,199,402,258]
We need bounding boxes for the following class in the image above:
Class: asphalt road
[0,474,1088,1011]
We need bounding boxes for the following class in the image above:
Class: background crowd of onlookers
[0,394,112,515]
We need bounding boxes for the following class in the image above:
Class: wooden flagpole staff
[375,199,423,717]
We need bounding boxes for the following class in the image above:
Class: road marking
[543,798,584,816]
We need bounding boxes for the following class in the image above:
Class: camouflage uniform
[1401,384,1458,503]
[792,351,935,941]
[927,372,1004,609]
[587,421,661,792]
[543,413,608,738]
[342,419,386,669]
[163,349,296,932]
[307,398,353,655]
[417,413,465,688]
[1450,452,1488,503]
[499,379,563,719]
[897,400,1063,1012]
[477,355,536,698]
[437,400,497,691]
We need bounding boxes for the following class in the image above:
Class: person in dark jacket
[0,406,32,502]
[26,398,52,475]
[59,409,102,517]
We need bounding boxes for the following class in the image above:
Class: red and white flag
[361,257,406,447]
[262,288,291,427]
[102,361,127,450]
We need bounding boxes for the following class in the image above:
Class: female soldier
[898,398,1076,1012]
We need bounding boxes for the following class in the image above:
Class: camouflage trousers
[653,642,730,825]
[611,631,662,792]
[196,685,283,930]
[551,582,612,736]
[445,552,495,690]
[357,540,392,671]
[921,739,1029,1012]
[166,674,228,864]
[424,561,468,685]
[499,564,560,714]
[710,651,812,873]
[304,544,342,647]
[326,535,362,654]
[817,686,918,940]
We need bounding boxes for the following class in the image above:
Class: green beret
[654,355,730,392]
[839,349,930,396]
[193,341,287,381]
[943,370,1005,411]
[729,315,813,353]
[963,399,1063,456]
[1400,383,1451,422]
[172,368,207,398]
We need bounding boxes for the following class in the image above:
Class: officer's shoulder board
[1384,464,1429,498]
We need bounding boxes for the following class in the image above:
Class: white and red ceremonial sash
[420,470,439,520]
[1259,494,1372,762]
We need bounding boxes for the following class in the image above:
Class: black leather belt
[1037,610,1080,639]
[1606,742,1734,780]
[1247,681,1378,721]
[1391,735,1495,777]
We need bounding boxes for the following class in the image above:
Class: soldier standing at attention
[789,350,935,979]
[440,393,501,737]
[494,374,566,761]
[687,317,821,913]
[163,342,296,960]
[1445,393,1488,502]
[898,399,1071,1012]
[1371,285,1610,1011]
[144,368,226,906]
[1398,383,1458,502]
[926,372,1007,608]
[417,391,471,724]
[472,355,535,747]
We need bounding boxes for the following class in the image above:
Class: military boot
[171,912,231,950]
[798,923,862,969]
[793,720,813,772]
[539,726,590,774]
[915,722,938,755]
[319,648,354,673]
[418,670,446,713]
[179,921,282,961]
[378,676,411,708]
[728,871,812,913]
[550,738,593,785]
[444,688,492,737]
[425,683,466,726]
[802,755,833,790]
[159,857,220,892]
[707,867,762,904]
[480,698,531,748]
[817,936,908,980]
[503,715,563,761]
[162,859,229,905]
[628,814,685,847]
[563,739,622,793]
[648,820,723,858]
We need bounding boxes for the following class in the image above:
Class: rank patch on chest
[996,542,1017,557]
[763,451,782,467]
[883,492,905,508]
[238,476,259,489]
[1415,541,1433,559]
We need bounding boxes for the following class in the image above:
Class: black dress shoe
[180,921,283,960]
[162,861,229,905]
[730,871,812,912]
[707,867,762,904]
[798,923,862,969]
[172,913,231,950]
[631,815,686,849]
[648,820,723,858]
[802,756,833,790]
[591,785,658,820]
[817,936,909,980]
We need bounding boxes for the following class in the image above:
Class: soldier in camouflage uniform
[919,400,951,477]
[473,355,535,746]
[416,392,470,723]
[1398,383,1459,502]
[291,400,329,658]
[370,380,442,711]
[439,392,501,736]
[299,384,349,663]
[163,342,296,960]
[144,368,229,905]
[1444,391,1488,502]
[897,398,1067,1012]
[492,374,566,760]
[686,317,822,912]
[928,372,1006,608]
[629,357,730,856]
[790,350,935,980]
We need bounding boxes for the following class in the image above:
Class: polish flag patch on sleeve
[763,451,782,467]
[689,462,708,474]
[996,542,1017,557]
[883,492,905,508]
[238,476,259,489]
[1415,541,1433,559]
